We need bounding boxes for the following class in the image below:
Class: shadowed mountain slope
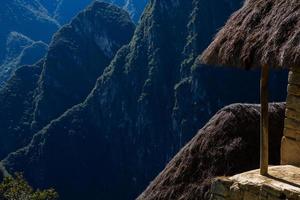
[0,62,43,159]
[0,1,135,159]
[32,1,135,130]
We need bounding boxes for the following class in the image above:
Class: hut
[200,0,300,175]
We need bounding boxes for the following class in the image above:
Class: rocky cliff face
[0,1,135,159]
[138,103,285,200]
[0,0,287,200]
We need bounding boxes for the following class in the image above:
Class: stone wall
[282,68,300,166]
[210,166,300,200]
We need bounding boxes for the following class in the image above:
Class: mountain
[0,0,59,63]
[38,0,148,24]
[0,0,146,87]
[104,0,148,22]
[32,1,135,130]
[0,0,288,200]
[137,103,285,200]
[0,62,43,159]
[0,1,135,159]
[0,32,48,87]
[0,0,58,87]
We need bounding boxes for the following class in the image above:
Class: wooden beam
[260,64,269,175]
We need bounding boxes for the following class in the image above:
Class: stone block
[286,109,300,124]
[281,137,300,166]
[284,128,300,141]
[210,166,300,200]
[289,70,300,86]
[284,118,300,132]
[287,94,300,113]
[261,184,282,197]
[243,191,257,200]
[288,84,300,97]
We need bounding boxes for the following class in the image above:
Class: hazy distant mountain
[0,0,58,63]
[38,0,147,23]
[104,0,148,22]
[0,0,56,87]
[0,32,48,87]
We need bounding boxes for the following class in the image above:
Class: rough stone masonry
[210,165,300,200]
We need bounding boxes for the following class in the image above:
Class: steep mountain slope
[0,1,135,159]
[32,1,135,130]
[0,62,43,159]
[0,0,146,87]
[137,103,285,200]
[0,0,287,200]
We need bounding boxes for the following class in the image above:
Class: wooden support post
[260,64,269,175]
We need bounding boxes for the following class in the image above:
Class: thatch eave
[200,0,300,70]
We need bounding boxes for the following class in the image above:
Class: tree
[0,173,58,200]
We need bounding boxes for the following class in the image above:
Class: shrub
[0,173,58,200]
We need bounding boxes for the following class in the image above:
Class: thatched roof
[137,103,285,200]
[200,0,300,69]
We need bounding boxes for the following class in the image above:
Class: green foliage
[0,173,58,200]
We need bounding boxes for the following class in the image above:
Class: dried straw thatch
[200,0,300,69]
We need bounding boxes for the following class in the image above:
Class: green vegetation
[0,173,58,200]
